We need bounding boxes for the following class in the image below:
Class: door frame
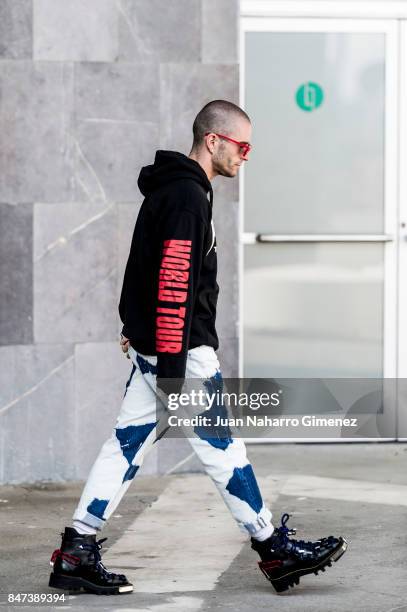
[397,22,407,439]
[241,1,407,20]
[239,9,403,438]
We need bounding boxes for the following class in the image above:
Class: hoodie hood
[138,150,213,204]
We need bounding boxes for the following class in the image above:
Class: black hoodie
[119,150,219,391]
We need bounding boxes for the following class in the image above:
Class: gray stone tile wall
[0,0,32,59]
[0,203,33,345]
[0,0,240,484]
[33,202,118,344]
[33,0,119,62]
[116,0,201,63]
[0,344,76,482]
[202,0,238,64]
[0,61,75,203]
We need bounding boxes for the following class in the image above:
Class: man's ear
[205,133,216,155]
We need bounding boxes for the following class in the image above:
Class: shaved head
[192,100,251,149]
[189,100,252,180]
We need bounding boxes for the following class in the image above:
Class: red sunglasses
[205,132,252,158]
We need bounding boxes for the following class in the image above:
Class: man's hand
[120,333,131,359]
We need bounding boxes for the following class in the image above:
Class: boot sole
[259,537,348,593]
[49,572,133,595]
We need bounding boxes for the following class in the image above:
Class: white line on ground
[280,475,407,506]
[103,474,279,597]
[112,596,204,612]
[103,471,404,603]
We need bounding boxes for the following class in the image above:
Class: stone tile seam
[73,136,108,202]
[115,0,148,61]
[164,450,196,475]
[0,354,74,417]
[33,201,115,262]
[79,118,156,124]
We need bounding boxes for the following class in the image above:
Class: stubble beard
[213,151,238,178]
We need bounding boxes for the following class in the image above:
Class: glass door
[240,18,399,437]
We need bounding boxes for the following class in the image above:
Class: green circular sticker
[296,82,324,112]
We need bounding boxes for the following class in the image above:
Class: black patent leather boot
[49,527,133,595]
[251,513,347,593]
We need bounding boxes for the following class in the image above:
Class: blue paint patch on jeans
[122,464,139,483]
[194,370,233,450]
[194,412,233,450]
[226,465,263,513]
[115,423,156,465]
[136,354,157,375]
[123,364,136,398]
[87,497,109,519]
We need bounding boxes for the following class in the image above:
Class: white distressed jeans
[72,345,272,537]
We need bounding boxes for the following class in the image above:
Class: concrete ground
[0,443,407,612]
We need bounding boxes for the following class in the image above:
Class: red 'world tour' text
[156,239,192,353]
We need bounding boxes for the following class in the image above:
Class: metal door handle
[242,233,394,244]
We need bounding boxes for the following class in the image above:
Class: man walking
[48,100,347,596]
